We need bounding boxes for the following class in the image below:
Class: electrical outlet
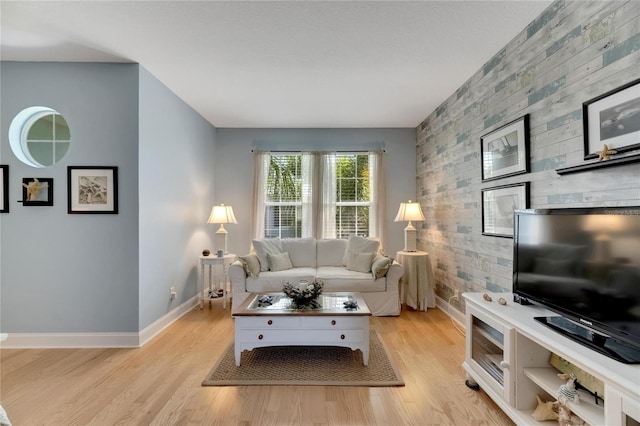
[170,286,177,300]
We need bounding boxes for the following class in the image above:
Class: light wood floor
[1,302,513,425]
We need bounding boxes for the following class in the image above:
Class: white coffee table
[232,292,371,366]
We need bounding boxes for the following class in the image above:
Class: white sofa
[228,236,404,316]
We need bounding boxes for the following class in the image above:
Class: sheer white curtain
[251,150,270,240]
[318,153,337,239]
[369,150,387,251]
[300,153,315,238]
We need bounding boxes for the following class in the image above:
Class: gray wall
[0,62,140,332]
[0,62,218,334]
[138,68,217,330]
[415,1,640,313]
[214,128,417,256]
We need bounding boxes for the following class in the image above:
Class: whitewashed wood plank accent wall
[415,0,640,314]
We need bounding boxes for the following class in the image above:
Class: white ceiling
[1,1,552,128]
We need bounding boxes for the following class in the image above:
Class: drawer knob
[267,320,273,325]
[331,320,336,326]
[499,360,508,369]
[258,334,263,340]
[340,334,345,340]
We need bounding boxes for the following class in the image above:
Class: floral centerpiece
[282,280,324,309]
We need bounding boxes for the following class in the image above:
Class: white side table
[395,250,436,311]
[198,253,236,309]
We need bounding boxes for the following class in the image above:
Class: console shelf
[463,292,640,426]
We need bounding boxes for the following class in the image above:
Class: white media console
[463,292,640,425]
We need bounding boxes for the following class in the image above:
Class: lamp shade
[207,204,238,225]
[394,201,425,223]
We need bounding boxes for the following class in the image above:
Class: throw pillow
[239,254,260,278]
[342,235,381,266]
[347,252,375,273]
[252,238,284,272]
[268,251,293,272]
[372,254,394,279]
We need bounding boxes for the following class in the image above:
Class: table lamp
[207,204,237,254]
[394,200,425,252]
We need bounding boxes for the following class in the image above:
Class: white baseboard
[1,296,199,349]
[138,296,199,346]
[436,295,466,331]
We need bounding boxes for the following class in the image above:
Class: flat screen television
[512,206,640,363]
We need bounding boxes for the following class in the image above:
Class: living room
[2,1,640,424]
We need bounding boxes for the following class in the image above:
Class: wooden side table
[395,250,436,311]
[198,253,236,309]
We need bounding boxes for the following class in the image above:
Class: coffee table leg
[235,347,241,366]
[363,347,369,365]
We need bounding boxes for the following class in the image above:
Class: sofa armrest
[229,260,247,293]
[385,261,404,290]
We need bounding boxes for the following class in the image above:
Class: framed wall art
[0,165,8,213]
[22,177,53,206]
[481,114,530,182]
[583,78,640,160]
[68,166,118,214]
[481,182,529,238]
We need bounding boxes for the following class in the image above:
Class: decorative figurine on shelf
[596,144,617,161]
[558,373,580,404]
[482,293,492,302]
[217,249,224,257]
[202,249,211,256]
[531,395,559,422]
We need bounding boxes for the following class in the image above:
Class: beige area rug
[202,331,404,387]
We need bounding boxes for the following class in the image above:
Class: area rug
[202,331,404,387]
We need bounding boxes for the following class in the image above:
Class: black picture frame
[481,182,529,238]
[583,78,640,160]
[22,177,53,206]
[67,166,118,214]
[0,165,8,213]
[481,114,530,182]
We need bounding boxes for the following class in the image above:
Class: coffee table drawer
[236,329,366,343]
[235,316,302,329]
[300,316,368,329]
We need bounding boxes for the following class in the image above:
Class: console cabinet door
[465,304,514,404]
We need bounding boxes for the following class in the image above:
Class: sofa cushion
[281,238,316,268]
[316,266,386,292]
[239,254,260,278]
[372,254,394,279]
[252,238,283,272]
[317,239,348,266]
[268,251,293,272]
[342,235,381,266]
[246,268,316,293]
[347,252,375,273]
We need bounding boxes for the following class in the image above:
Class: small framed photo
[68,166,118,214]
[0,165,8,213]
[583,78,640,160]
[482,182,529,238]
[22,177,53,206]
[481,114,530,182]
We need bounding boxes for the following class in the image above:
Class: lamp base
[404,223,417,252]
[215,225,228,254]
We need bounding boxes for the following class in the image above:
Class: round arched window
[9,106,71,168]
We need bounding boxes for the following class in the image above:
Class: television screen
[513,207,640,356]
